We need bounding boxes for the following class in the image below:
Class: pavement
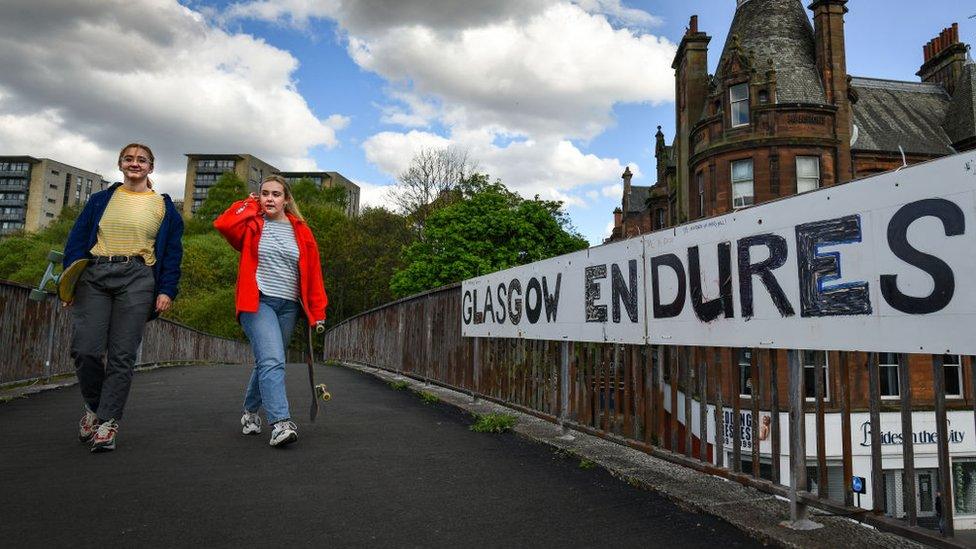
[1,362,765,548]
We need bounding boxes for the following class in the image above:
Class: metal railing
[0,280,252,385]
[323,283,973,547]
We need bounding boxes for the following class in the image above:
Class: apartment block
[183,154,279,215]
[184,153,361,217]
[281,171,361,218]
[0,156,108,236]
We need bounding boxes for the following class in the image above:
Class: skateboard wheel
[316,384,331,401]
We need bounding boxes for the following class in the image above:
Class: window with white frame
[731,159,754,208]
[878,353,900,398]
[730,83,750,127]
[738,348,752,398]
[944,355,963,397]
[802,350,829,401]
[796,156,820,193]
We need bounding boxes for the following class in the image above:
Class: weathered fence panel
[1,281,251,384]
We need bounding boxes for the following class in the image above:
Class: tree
[389,176,589,298]
[387,146,478,230]
[0,205,81,285]
[323,206,415,326]
[192,172,248,223]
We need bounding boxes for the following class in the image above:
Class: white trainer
[241,411,262,435]
[269,420,298,447]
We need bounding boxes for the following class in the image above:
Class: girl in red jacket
[214,174,328,447]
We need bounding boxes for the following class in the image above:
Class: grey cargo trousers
[71,260,155,421]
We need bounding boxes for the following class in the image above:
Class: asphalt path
[0,363,764,548]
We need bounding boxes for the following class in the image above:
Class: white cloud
[604,218,617,239]
[0,0,347,198]
[224,0,677,211]
[352,179,397,209]
[601,184,622,198]
[346,3,675,139]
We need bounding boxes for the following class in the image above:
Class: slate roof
[628,185,652,213]
[849,77,954,156]
[719,0,826,104]
[944,59,976,147]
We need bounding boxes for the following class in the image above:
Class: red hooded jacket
[214,198,328,324]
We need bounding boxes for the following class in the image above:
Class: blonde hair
[260,174,304,222]
[118,143,155,190]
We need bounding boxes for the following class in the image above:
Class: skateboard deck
[29,251,88,303]
[57,258,89,302]
[307,322,329,422]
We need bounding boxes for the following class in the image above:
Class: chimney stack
[918,23,967,96]
[809,0,852,182]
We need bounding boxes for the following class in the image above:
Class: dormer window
[730,82,750,127]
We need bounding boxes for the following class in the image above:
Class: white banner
[462,152,976,354]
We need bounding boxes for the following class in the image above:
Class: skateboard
[29,250,89,303]
[307,321,330,422]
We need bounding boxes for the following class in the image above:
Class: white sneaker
[79,406,99,442]
[241,411,262,435]
[269,420,298,447]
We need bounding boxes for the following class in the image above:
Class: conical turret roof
[718,0,826,104]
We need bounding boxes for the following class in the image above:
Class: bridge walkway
[0,363,760,548]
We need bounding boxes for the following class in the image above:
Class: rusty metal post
[558,341,574,440]
[932,354,954,537]
[769,349,781,484]
[472,337,480,403]
[898,353,918,527]
[867,352,884,512]
[397,306,405,378]
[714,348,725,468]
[782,349,822,530]
[839,351,854,508]
[43,302,57,380]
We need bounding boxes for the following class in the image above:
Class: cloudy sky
[0,0,972,244]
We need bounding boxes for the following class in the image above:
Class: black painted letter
[880,198,964,314]
[795,215,871,317]
[651,254,686,318]
[688,243,733,322]
[542,274,561,322]
[737,234,795,318]
[611,260,639,323]
[585,265,608,322]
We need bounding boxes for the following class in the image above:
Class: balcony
[0,198,25,207]
[195,164,235,174]
[0,212,25,221]
[0,182,27,192]
[0,169,28,177]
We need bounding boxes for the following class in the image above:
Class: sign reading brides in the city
[462,152,976,354]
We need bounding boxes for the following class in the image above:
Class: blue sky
[1,1,973,244]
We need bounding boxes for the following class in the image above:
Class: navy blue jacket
[64,183,184,301]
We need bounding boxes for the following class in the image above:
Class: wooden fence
[0,280,252,385]
[324,282,976,547]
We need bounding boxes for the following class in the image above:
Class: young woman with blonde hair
[64,143,184,452]
[214,174,328,447]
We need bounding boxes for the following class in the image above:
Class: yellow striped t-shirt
[89,187,165,266]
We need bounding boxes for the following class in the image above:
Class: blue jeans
[240,294,300,424]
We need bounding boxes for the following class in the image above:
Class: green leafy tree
[323,206,414,326]
[0,205,82,285]
[192,172,248,223]
[389,176,588,298]
[165,232,242,338]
